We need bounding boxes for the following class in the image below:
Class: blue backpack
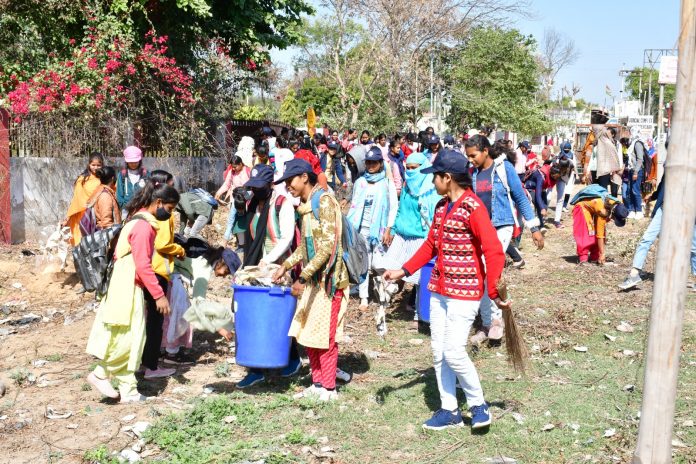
[191,188,219,209]
[570,184,618,205]
[310,190,369,285]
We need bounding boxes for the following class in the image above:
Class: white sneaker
[635,212,644,220]
[319,389,338,402]
[628,212,636,220]
[144,367,176,379]
[336,368,352,383]
[120,393,147,404]
[293,384,324,400]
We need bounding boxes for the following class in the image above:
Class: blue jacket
[472,158,539,229]
[116,166,148,208]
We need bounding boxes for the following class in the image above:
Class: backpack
[634,140,653,177]
[310,190,369,285]
[72,214,145,296]
[569,185,612,205]
[78,206,98,238]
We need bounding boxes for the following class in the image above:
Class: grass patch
[83,445,119,464]
[45,353,63,362]
[9,368,31,386]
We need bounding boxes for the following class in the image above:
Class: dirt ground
[0,204,694,463]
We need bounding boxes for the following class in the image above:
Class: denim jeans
[625,169,644,212]
[224,208,237,241]
[632,207,696,275]
[429,293,485,411]
[553,180,566,223]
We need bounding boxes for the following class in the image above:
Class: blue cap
[443,134,456,145]
[427,134,441,145]
[365,146,384,162]
[244,164,275,188]
[518,140,530,149]
[421,149,469,174]
[612,203,629,227]
[273,158,313,184]
[221,248,241,274]
[327,141,340,150]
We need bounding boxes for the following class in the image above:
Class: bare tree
[538,27,580,102]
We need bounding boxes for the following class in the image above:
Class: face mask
[154,207,171,221]
[563,149,571,153]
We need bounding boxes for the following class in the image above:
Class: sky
[269,0,680,105]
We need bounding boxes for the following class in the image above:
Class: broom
[497,274,529,375]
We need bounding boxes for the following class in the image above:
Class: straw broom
[497,274,528,375]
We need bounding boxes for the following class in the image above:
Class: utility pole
[429,55,434,117]
[633,2,696,462]
[657,83,665,142]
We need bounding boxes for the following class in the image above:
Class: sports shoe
[359,298,369,312]
[562,207,569,213]
[335,368,352,383]
[236,371,265,389]
[470,330,488,346]
[162,351,196,366]
[293,384,324,400]
[422,409,464,430]
[144,367,176,379]
[87,372,119,399]
[319,389,338,402]
[488,318,504,341]
[470,403,492,429]
[511,259,525,269]
[120,393,147,404]
[280,358,302,377]
[619,274,642,290]
[628,211,636,220]
[635,211,645,220]
[540,227,548,235]
[553,221,565,229]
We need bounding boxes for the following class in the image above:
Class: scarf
[348,169,389,245]
[389,150,406,181]
[243,197,271,267]
[404,153,440,230]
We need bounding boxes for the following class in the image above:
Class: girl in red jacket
[383,150,507,431]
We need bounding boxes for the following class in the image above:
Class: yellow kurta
[86,213,160,395]
[66,174,101,245]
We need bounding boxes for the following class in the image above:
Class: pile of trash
[233,264,292,287]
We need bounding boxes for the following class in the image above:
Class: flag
[306,108,316,136]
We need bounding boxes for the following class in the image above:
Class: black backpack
[635,140,653,176]
[71,214,145,297]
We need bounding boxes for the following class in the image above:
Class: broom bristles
[497,275,529,375]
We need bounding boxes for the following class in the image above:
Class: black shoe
[162,351,196,366]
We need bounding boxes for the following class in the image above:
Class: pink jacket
[216,166,251,200]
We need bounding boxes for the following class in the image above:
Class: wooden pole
[633,1,696,462]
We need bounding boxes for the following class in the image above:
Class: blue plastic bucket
[417,260,435,323]
[233,285,297,368]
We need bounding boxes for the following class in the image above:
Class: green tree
[444,27,550,136]
[233,105,267,120]
[297,77,341,117]
[280,89,301,127]
[624,67,676,117]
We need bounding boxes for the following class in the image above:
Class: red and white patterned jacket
[403,190,505,301]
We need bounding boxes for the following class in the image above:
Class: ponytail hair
[78,152,105,186]
[95,166,116,185]
[490,139,516,162]
[125,178,180,214]
[150,169,173,186]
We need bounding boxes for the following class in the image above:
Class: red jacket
[403,190,505,301]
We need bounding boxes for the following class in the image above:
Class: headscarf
[236,136,255,167]
[404,153,434,197]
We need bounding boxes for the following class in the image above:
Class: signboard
[658,56,678,85]
[628,115,655,139]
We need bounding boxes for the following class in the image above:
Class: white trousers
[430,293,485,410]
[479,225,512,327]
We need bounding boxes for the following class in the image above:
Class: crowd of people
[62,123,696,430]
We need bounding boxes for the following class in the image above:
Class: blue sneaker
[422,409,464,430]
[280,358,302,378]
[470,403,492,429]
[236,371,265,389]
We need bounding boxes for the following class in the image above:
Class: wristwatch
[298,277,307,285]
[530,226,540,233]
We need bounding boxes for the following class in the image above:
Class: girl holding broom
[86,180,180,403]
[383,150,508,431]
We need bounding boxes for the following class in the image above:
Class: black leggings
[507,244,523,262]
[596,174,619,197]
[142,274,169,370]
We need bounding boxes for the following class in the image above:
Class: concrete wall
[10,156,225,243]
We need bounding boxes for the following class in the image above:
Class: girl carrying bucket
[272,159,350,402]
[383,149,507,431]
[86,180,180,403]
